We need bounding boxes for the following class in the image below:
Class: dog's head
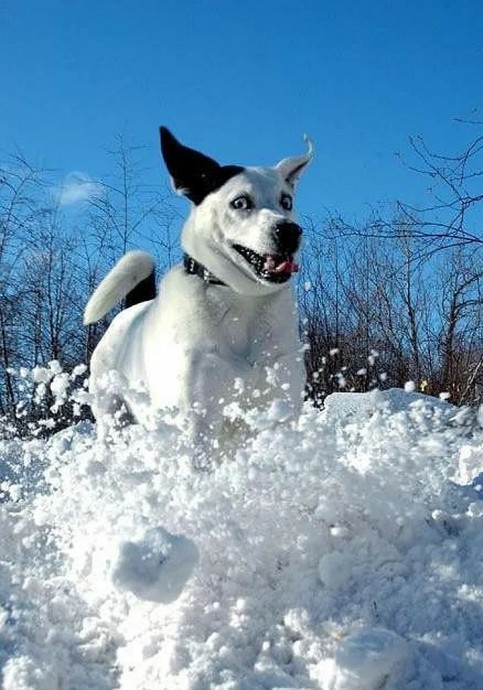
[160,127,312,296]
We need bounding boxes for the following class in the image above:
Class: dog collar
[183,254,226,286]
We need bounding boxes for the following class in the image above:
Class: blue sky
[1,0,482,222]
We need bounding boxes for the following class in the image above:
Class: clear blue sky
[1,0,482,222]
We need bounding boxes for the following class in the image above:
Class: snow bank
[1,387,483,689]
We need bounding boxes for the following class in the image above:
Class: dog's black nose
[273,221,302,254]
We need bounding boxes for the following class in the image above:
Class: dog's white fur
[84,251,155,326]
[85,129,312,449]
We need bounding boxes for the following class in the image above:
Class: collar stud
[183,254,226,286]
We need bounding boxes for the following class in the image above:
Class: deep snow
[1,375,483,689]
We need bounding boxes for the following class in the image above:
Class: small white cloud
[56,172,103,206]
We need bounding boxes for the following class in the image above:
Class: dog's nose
[273,221,302,254]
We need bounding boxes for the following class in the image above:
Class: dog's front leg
[267,351,306,412]
[183,350,253,469]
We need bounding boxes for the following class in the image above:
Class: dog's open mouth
[233,244,299,284]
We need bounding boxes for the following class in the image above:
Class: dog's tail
[84,251,156,325]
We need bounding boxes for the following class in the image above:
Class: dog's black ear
[160,127,242,205]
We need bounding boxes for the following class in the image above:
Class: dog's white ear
[275,135,313,188]
[159,127,243,205]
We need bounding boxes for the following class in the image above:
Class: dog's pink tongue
[264,255,299,274]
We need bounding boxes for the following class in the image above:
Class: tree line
[300,126,483,406]
[1,127,482,433]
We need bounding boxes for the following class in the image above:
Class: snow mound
[1,388,483,689]
[112,527,199,603]
[318,627,410,690]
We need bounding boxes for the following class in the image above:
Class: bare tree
[0,156,48,414]
[0,139,179,429]
[301,211,483,407]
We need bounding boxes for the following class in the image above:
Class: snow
[1,381,483,689]
[317,628,411,690]
[111,527,199,604]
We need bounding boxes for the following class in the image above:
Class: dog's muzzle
[233,222,302,285]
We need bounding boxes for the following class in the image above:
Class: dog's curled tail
[84,251,155,325]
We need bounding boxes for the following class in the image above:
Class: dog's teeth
[263,256,276,272]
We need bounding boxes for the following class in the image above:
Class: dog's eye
[231,195,253,211]
[280,193,293,211]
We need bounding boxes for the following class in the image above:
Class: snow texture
[111,527,199,603]
[1,381,483,689]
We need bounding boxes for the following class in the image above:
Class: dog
[84,127,312,457]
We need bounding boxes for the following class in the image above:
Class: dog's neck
[184,254,226,286]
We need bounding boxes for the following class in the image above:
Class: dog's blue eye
[231,195,253,211]
[280,193,293,211]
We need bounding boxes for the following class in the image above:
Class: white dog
[84,127,312,455]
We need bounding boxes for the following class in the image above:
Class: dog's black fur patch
[124,270,156,309]
[160,127,243,205]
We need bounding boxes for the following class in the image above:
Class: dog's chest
[207,288,270,361]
